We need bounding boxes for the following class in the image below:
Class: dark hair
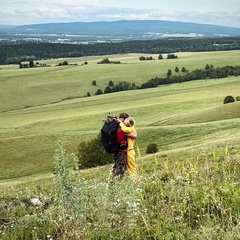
[119,112,129,119]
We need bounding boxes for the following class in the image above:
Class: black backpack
[101,115,119,154]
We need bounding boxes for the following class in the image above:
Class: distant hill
[0,25,17,32]
[157,101,240,126]
[6,20,240,40]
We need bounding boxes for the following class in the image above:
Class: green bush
[146,143,159,154]
[78,134,113,169]
[223,95,235,104]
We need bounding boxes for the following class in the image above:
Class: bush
[146,143,159,154]
[78,134,113,169]
[236,96,240,101]
[223,95,235,104]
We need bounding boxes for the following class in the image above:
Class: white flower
[30,197,42,206]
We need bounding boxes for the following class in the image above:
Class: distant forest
[0,36,240,65]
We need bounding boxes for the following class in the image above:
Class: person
[118,117,137,178]
[112,112,137,179]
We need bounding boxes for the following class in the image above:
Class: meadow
[0,51,240,182]
[0,51,240,239]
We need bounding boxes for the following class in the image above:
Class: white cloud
[0,2,239,27]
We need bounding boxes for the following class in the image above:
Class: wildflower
[212,150,216,159]
[136,145,141,158]
[225,146,229,156]
[30,197,42,206]
[165,163,169,174]
[154,154,158,165]
[170,178,175,185]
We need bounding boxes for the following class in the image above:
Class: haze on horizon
[0,0,240,28]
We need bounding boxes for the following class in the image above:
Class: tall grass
[1,142,240,239]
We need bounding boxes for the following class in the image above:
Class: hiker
[118,117,137,178]
[112,113,137,178]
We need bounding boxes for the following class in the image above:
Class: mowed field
[0,51,240,183]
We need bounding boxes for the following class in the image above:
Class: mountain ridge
[5,20,240,37]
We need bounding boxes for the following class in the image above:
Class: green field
[0,50,240,182]
[1,51,240,239]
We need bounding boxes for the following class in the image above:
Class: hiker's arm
[127,129,137,139]
[119,122,134,133]
[119,121,137,139]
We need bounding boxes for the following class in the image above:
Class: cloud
[99,8,240,28]
[0,4,239,28]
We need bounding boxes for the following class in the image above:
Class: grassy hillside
[0,51,240,182]
[1,51,240,239]
[1,51,239,112]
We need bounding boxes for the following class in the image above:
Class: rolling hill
[1,20,240,42]
[13,20,240,36]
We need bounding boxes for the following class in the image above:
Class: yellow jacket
[119,122,135,150]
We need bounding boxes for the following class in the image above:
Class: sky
[0,0,240,28]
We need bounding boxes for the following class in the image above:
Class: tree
[92,80,96,86]
[181,67,187,73]
[95,89,103,95]
[223,95,235,104]
[167,53,177,59]
[98,58,111,64]
[175,67,179,73]
[104,86,112,94]
[158,54,163,60]
[86,92,91,97]
[109,80,114,87]
[29,60,34,68]
[167,69,172,78]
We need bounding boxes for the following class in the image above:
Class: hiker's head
[119,112,129,120]
[124,117,135,127]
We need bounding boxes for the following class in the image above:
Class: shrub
[78,134,113,169]
[223,95,235,104]
[236,96,240,101]
[146,143,159,154]
[95,89,103,95]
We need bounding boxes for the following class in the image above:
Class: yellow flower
[136,145,141,158]
[212,150,216,159]
[225,146,229,156]
[165,163,169,174]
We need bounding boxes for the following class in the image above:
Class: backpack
[101,114,119,153]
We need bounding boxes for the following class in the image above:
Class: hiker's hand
[117,118,123,123]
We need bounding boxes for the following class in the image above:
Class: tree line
[141,64,240,88]
[89,64,240,97]
[0,36,240,65]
